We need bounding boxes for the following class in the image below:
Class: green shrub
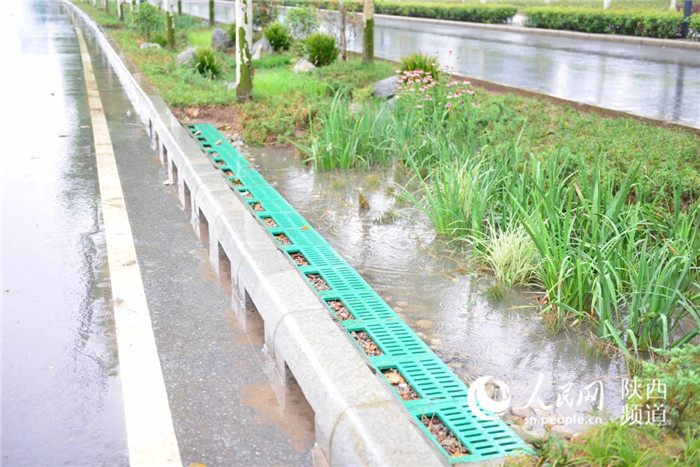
[690,14,700,40]
[193,46,222,78]
[254,1,277,29]
[226,22,238,47]
[285,6,320,39]
[151,31,168,47]
[524,7,685,39]
[129,2,162,41]
[305,32,339,66]
[276,1,517,25]
[639,345,700,433]
[264,22,293,51]
[399,51,440,78]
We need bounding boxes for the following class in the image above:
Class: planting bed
[306,273,331,291]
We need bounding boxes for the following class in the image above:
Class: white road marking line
[74,22,182,467]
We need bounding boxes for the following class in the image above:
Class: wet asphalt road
[179,0,700,128]
[1,1,313,465]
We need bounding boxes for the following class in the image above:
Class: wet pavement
[2,0,313,465]
[251,146,628,427]
[179,0,700,128]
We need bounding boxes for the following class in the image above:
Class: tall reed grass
[298,80,699,353]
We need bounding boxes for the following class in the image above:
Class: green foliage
[129,2,162,41]
[639,345,700,433]
[285,6,321,39]
[276,0,517,24]
[399,51,440,78]
[524,7,686,38]
[254,1,277,29]
[529,421,700,466]
[689,14,700,40]
[304,33,339,66]
[151,31,167,47]
[264,22,293,51]
[193,46,223,78]
[299,77,699,351]
[226,22,238,47]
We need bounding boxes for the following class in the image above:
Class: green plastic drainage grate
[187,124,533,463]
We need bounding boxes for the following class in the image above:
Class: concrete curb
[63,2,445,465]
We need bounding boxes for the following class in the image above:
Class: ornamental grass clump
[192,46,222,78]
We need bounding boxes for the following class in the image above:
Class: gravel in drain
[327,300,354,320]
[241,191,253,198]
[251,202,264,212]
[223,170,234,177]
[421,415,470,458]
[290,252,310,266]
[351,331,383,356]
[307,273,330,291]
[275,234,292,245]
[216,160,225,166]
[382,369,420,401]
[263,218,278,228]
[230,178,242,186]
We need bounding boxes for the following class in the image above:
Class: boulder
[176,47,196,66]
[212,28,231,50]
[372,76,398,99]
[139,42,162,49]
[251,38,271,60]
[293,58,317,73]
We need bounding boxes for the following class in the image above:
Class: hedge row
[523,7,689,39]
[273,0,518,24]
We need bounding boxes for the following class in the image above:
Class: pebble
[551,424,575,438]
[396,301,410,307]
[512,405,534,418]
[415,320,434,329]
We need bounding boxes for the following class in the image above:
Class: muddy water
[247,145,628,428]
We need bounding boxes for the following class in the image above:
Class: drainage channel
[187,123,533,464]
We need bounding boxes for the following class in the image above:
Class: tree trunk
[236,0,254,101]
[362,0,374,64]
[178,0,182,15]
[118,0,124,21]
[668,0,677,10]
[105,0,109,13]
[209,0,215,26]
[166,0,176,48]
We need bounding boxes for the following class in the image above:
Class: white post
[604,0,612,10]
[669,0,677,10]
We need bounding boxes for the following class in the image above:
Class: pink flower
[419,86,427,92]
[395,69,401,74]
[448,50,453,55]
[472,102,479,108]
[409,87,415,92]
[445,103,453,108]
[415,105,422,109]
[424,96,432,101]
[446,94,453,99]
[467,89,475,95]
[463,79,471,85]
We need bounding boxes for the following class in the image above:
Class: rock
[139,42,161,49]
[551,424,575,438]
[511,405,534,418]
[395,301,410,308]
[176,47,196,66]
[415,320,434,329]
[533,407,551,418]
[212,28,231,50]
[372,76,398,99]
[484,383,496,399]
[251,38,271,60]
[358,192,369,209]
[293,58,317,73]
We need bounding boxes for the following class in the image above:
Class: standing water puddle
[248,145,627,429]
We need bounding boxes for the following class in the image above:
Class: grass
[187,28,216,47]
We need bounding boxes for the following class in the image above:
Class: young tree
[209,0,215,26]
[362,0,374,64]
[236,0,254,101]
[178,0,182,15]
[165,0,176,48]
